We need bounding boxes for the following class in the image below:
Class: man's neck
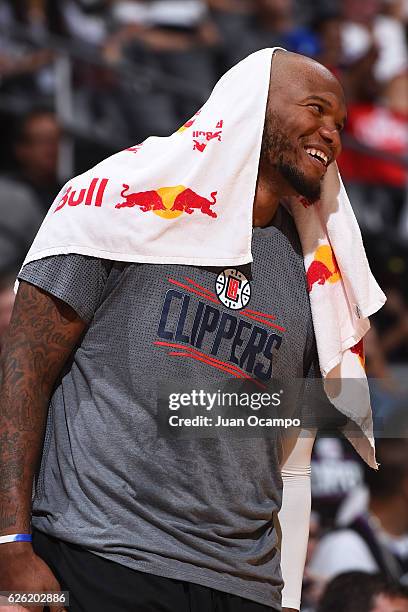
[252,163,292,227]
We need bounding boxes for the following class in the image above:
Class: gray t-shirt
[19,206,317,610]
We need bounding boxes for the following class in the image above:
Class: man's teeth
[305,148,329,166]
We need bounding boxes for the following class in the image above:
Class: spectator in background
[341,0,408,85]
[206,0,254,70]
[317,572,408,612]
[1,0,66,37]
[0,0,67,103]
[336,41,407,234]
[0,110,59,345]
[10,108,63,213]
[364,324,403,430]
[0,110,60,283]
[253,0,319,56]
[337,0,408,232]
[0,111,59,336]
[0,0,124,142]
[0,177,43,278]
[374,284,408,364]
[310,436,364,527]
[104,0,217,139]
[59,0,125,140]
[301,511,325,611]
[62,0,109,46]
[312,11,343,76]
[0,175,45,353]
[309,439,408,586]
[219,0,320,66]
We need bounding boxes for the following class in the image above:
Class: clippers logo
[215,269,251,310]
[156,276,285,383]
[116,185,217,219]
[54,178,109,213]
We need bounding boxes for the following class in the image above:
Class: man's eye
[309,104,324,114]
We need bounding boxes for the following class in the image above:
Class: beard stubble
[260,112,322,203]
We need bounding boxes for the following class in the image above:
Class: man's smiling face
[261,51,347,203]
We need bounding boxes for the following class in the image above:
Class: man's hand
[0,542,66,612]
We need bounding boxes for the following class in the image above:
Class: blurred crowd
[0,1,408,610]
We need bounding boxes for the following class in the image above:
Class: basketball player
[0,50,347,611]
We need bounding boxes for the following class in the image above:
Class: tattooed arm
[0,281,86,609]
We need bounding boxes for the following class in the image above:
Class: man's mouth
[304,147,330,168]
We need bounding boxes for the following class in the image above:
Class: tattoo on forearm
[0,458,24,492]
[0,503,18,531]
[0,283,82,426]
[0,432,19,454]
[0,432,25,492]
[0,282,85,532]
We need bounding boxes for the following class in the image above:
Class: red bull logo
[306,245,341,292]
[193,120,224,153]
[116,185,217,219]
[298,196,313,208]
[177,110,201,133]
[54,178,109,213]
[350,339,365,369]
[125,143,143,154]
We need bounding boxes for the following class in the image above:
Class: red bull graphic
[177,110,201,133]
[54,178,109,213]
[298,196,313,208]
[125,143,143,154]
[306,245,341,292]
[116,185,218,219]
[116,185,166,212]
[350,339,365,369]
[193,120,224,153]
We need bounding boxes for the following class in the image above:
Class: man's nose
[319,125,342,157]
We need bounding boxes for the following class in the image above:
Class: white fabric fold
[20,47,386,467]
[286,163,386,467]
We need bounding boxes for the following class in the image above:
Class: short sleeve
[18,255,113,323]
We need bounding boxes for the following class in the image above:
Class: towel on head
[20,47,386,467]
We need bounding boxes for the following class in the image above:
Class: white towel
[20,47,386,467]
[286,166,386,468]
